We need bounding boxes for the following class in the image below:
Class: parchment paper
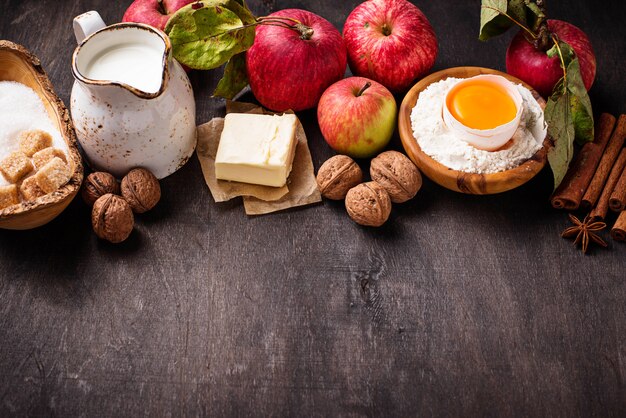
[196,102,321,215]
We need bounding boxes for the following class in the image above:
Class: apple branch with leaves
[480,0,594,190]
[163,0,314,99]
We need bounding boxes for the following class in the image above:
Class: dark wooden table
[1,0,625,416]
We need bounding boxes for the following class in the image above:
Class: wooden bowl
[0,41,83,230]
[399,67,550,194]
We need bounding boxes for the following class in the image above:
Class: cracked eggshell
[442,74,523,151]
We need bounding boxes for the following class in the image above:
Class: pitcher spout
[72,12,170,99]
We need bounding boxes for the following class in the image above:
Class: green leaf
[479,0,512,40]
[165,1,256,70]
[165,0,255,31]
[544,41,594,190]
[546,43,559,58]
[222,0,256,25]
[213,52,248,99]
[550,40,575,61]
[507,0,527,24]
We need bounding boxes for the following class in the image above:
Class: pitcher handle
[73,11,106,44]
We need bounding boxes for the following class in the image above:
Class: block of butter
[215,113,298,187]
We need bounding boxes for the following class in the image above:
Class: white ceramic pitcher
[70,11,196,179]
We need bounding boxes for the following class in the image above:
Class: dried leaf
[523,1,545,32]
[479,0,541,40]
[545,41,594,190]
[546,84,575,190]
[566,58,594,145]
[479,0,513,40]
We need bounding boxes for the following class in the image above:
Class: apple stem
[294,23,314,40]
[257,16,314,40]
[531,0,552,52]
[550,33,567,83]
[357,82,372,97]
[533,24,552,52]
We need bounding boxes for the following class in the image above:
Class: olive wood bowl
[0,41,83,230]
[399,67,550,195]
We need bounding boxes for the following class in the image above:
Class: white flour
[410,77,547,174]
[0,81,68,186]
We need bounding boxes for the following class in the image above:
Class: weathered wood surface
[0,0,624,416]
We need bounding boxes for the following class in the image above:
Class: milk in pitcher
[83,43,163,93]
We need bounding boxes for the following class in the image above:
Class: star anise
[561,214,608,254]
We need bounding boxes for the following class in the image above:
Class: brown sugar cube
[0,184,19,210]
[18,130,53,157]
[35,157,71,193]
[32,147,67,169]
[20,176,46,201]
[0,151,33,183]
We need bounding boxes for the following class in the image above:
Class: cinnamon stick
[551,113,616,210]
[609,162,626,212]
[581,114,626,210]
[590,149,626,220]
[611,211,626,241]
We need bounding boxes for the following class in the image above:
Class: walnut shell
[121,168,161,214]
[92,194,134,243]
[370,151,422,203]
[82,172,120,207]
[345,182,392,227]
[316,155,363,200]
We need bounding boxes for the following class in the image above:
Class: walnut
[370,151,422,203]
[345,182,392,227]
[91,194,134,243]
[316,155,363,200]
[82,172,120,206]
[121,168,161,213]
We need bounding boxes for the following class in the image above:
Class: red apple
[122,0,197,31]
[317,77,396,158]
[506,19,596,98]
[343,0,438,94]
[246,9,347,112]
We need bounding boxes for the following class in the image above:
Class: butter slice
[215,113,298,187]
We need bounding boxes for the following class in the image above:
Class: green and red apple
[317,77,396,159]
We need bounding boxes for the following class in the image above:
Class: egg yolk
[446,80,517,130]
